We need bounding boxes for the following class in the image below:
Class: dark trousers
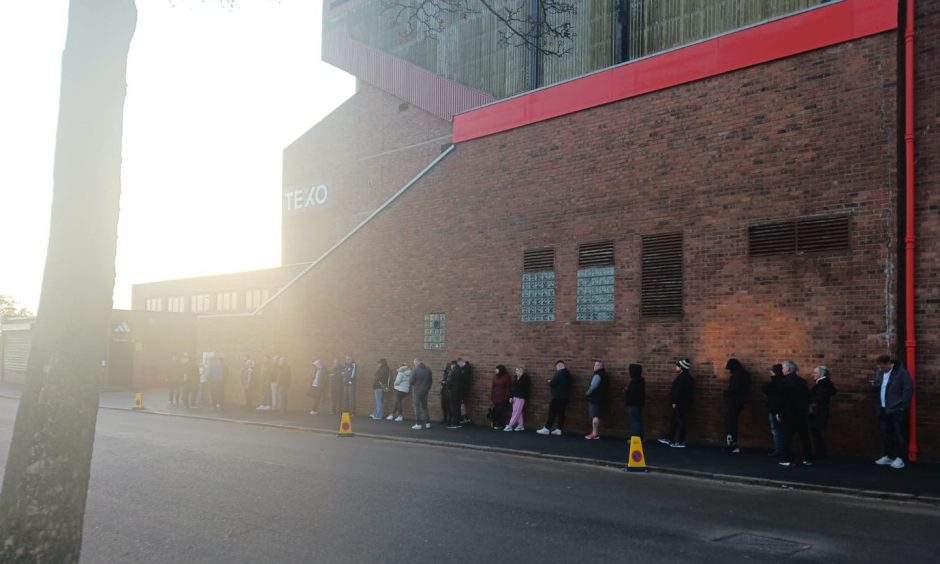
[183,382,197,407]
[878,408,908,460]
[667,408,688,443]
[343,384,356,415]
[169,382,182,404]
[545,397,568,430]
[448,389,463,425]
[330,381,342,414]
[810,426,827,459]
[627,406,644,440]
[781,415,812,463]
[492,402,509,428]
[413,390,430,424]
[725,401,745,444]
[392,390,407,416]
[441,389,451,423]
[308,387,321,412]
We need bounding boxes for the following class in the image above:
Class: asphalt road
[0,398,938,563]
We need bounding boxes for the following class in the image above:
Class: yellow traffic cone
[625,436,648,473]
[133,392,145,411]
[338,411,354,437]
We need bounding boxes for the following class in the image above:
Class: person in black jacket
[440,360,456,424]
[584,360,609,440]
[723,358,751,453]
[761,364,786,456]
[659,359,693,448]
[451,358,473,425]
[370,358,392,420]
[504,367,531,431]
[537,360,571,436]
[809,365,837,460]
[777,360,813,466]
[623,363,646,441]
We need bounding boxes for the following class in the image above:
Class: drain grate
[712,532,812,556]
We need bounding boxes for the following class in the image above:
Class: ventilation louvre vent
[749,216,849,256]
[578,241,614,267]
[523,248,555,272]
[641,233,683,316]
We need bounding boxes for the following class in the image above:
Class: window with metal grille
[145,298,163,312]
[522,248,555,323]
[641,233,683,316]
[424,313,445,350]
[749,216,850,257]
[577,241,615,321]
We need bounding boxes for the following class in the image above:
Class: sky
[0,0,356,313]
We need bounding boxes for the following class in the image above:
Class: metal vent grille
[641,233,683,316]
[749,216,849,256]
[578,241,614,267]
[524,248,555,272]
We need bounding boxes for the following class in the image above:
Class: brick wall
[281,82,452,265]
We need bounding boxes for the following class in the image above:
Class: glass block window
[522,248,555,323]
[424,313,445,350]
[576,241,615,322]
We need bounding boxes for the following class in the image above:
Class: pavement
[1,383,937,505]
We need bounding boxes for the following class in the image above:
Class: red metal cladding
[452,0,899,143]
[322,27,495,122]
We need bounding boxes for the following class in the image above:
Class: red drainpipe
[904,0,918,462]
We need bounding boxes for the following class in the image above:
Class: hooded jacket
[393,366,412,393]
[373,360,392,390]
[510,372,531,400]
[723,358,751,405]
[549,367,572,401]
[669,369,694,411]
[491,369,511,404]
[762,364,785,414]
[411,362,433,395]
[624,364,645,407]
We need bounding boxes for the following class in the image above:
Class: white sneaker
[890,458,905,469]
[503,426,513,432]
[875,456,893,465]
[536,427,550,435]
[386,414,394,420]
[551,428,562,436]
[411,424,422,430]
[309,410,318,415]
[424,423,431,429]
[255,405,264,410]
[395,416,403,422]
[514,426,524,432]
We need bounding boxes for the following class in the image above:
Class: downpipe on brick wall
[903,0,918,462]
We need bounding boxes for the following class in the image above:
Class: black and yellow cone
[338,411,354,436]
[625,436,648,473]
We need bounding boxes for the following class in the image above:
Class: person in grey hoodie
[410,358,433,429]
[387,363,412,421]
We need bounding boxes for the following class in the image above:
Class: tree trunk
[0,0,137,561]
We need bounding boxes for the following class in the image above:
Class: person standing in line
[777,360,813,467]
[308,359,325,415]
[504,366,531,432]
[241,355,256,410]
[371,358,392,420]
[254,355,272,410]
[537,360,572,436]
[761,364,786,455]
[207,355,225,410]
[808,365,837,460]
[181,352,198,409]
[440,361,456,425]
[490,365,511,430]
[660,359,694,448]
[342,354,358,416]
[453,358,473,425]
[623,363,646,442]
[277,356,293,411]
[268,356,281,411]
[584,360,609,440]
[410,358,433,429]
[167,355,182,407]
[329,358,343,415]
[197,357,211,407]
[723,358,751,454]
[872,354,914,470]
[388,363,412,421]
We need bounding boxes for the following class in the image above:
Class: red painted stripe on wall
[452,0,898,143]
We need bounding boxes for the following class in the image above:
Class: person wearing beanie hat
[723,358,751,453]
[623,363,646,441]
[761,364,786,456]
[658,359,694,447]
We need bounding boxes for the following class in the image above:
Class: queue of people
[166,350,913,470]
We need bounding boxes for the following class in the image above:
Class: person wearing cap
[536,360,572,436]
[623,363,646,442]
[584,360,609,440]
[659,359,694,448]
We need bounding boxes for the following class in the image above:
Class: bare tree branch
[380,0,577,57]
